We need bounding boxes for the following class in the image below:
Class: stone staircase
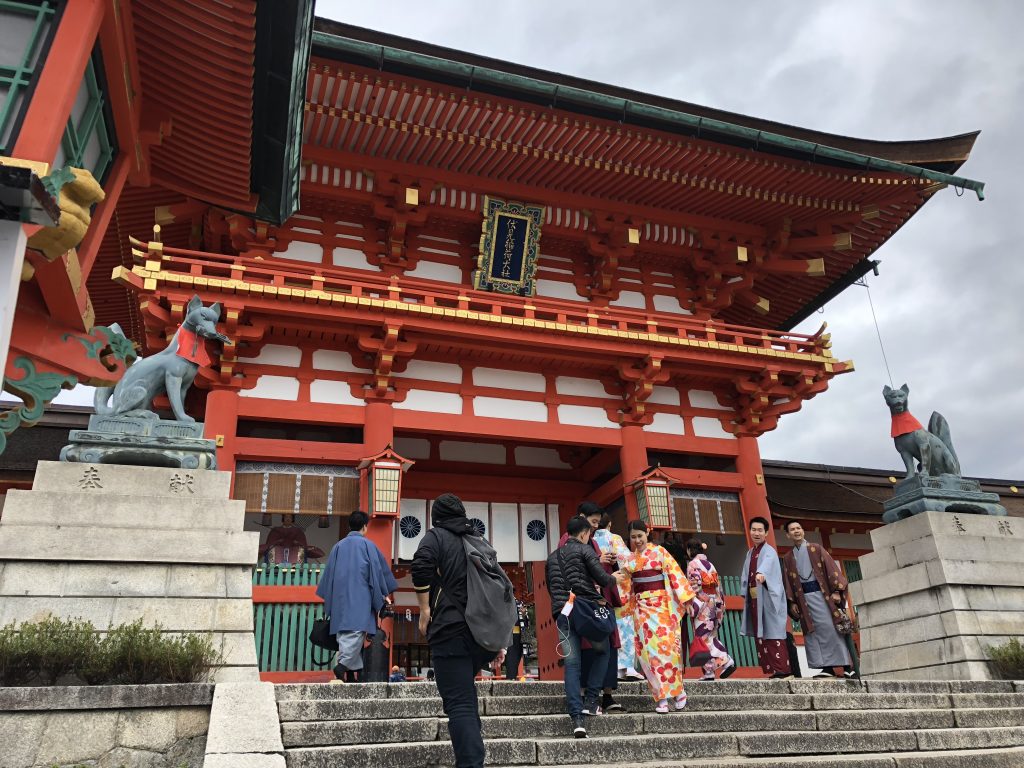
[275,678,1024,767]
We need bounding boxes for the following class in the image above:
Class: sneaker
[601,694,625,712]
[675,693,688,711]
[581,705,603,716]
[332,663,346,681]
[572,715,587,738]
[719,658,737,679]
[655,698,670,714]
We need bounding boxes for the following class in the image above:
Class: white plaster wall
[514,446,571,469]
[491,502,519,562]
[236,344,302,366]
[609,290,646,309]
[239,376,299,400]
[555,377,609,398]
[688,390,729,410]
[312,349,363,372]
[557,404,614,428]
[309,379,364,406]
[397,498,428,561]
[392,360,463,384]
[648,386,680,406]
[691,416,733,438]
[439,441,506,464]
[332,246,381,271]
[407,260,464,283]
[829,532,874,551]
[394,437,431,459]
[644,412,686,435]
[653,294,692,315]
[535,279,583,302]
[472,367,546,393]
[393,389,463,414]
[520,503,550,562]
[275,240,323,264]
[474,397,548,422]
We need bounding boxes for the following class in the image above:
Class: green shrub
[0,616,221,686]
[988,638,1024,680]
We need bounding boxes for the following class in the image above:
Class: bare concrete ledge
[0,683,215,711]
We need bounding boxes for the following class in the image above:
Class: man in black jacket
[546,515,624,738]
[412,494,498,768]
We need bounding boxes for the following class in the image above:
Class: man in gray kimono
[740,516,792,678]
[782,520,853,677]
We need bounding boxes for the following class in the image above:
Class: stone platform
[0,461,259,681]
[883,473,1006,523]
[851,510,1024,680]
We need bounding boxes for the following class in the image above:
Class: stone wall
[0,461,260,681]
[851,510,1024,680]
[0,684,213,768]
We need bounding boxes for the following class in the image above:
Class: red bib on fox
[176,327,212,367]
[891,412,924,438]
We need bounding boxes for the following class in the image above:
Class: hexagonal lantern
[630,466,674,529]
[358,444,414,518]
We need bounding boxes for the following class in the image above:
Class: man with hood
[316,510,398,682]
[412,494,499,768]
[739,516,792,678]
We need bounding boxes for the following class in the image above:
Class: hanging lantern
[317,514,330,529]
[629,466,674,529]
[358,444,415,518]
[260,513,273,527]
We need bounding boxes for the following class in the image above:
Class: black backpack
[461,533,517,652]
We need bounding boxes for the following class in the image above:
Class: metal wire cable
[863,280,894,387]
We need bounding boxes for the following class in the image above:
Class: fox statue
[94,295,230,423]
[882,383,961,479]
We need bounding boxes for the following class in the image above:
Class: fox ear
[900,383,909,394]
[208,302,222,320]
[187,294,202,312]
[883,385,892,396]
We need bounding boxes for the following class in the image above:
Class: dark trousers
[432,630,496,768]
[504,636,523,679]
[580,643,618,691]
[557,614,610,718]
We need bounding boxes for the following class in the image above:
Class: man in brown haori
[782,520,853,678]
[740,516,792,678]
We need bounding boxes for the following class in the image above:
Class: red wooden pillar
[736,435,776,547]
[204,388,239,480]
[619,423,648,519]
[362,399,396,673]
[12,0,105,162]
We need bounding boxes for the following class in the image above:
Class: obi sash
[801,579,821,594]
[632,569,665,592]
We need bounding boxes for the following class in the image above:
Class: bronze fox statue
[882,383,960,479]
[94,295,229,423]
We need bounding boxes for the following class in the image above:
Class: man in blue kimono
[740,516,792,678]
[316,510,398,682]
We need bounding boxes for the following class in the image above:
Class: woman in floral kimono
[592,515,642,681]
[684,538,735,680]
[622,520,700,713]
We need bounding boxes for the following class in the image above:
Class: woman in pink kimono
[622,521,700,713]
[684,538,735,680]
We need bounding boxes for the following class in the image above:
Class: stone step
[31,460,231,499]
[491,745,1024,768]
[281,708,973,748]
[283,728,1024,768]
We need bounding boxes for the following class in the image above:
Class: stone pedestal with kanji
[851,510,1024,680]
[0,461,259,681]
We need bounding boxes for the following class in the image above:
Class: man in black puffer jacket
[546,515,624,738]
[412,494,498,768]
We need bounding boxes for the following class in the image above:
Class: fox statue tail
[93,386,114,415]
[928,411,961,475]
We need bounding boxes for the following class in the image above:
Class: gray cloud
[316,1,1023,480]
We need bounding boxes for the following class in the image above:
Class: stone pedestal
[851,510,1024,680]
[60,414,218,470]
[883,473,1006,524]
[0,461,259,681]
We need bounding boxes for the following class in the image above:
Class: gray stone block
[811,693,951,710]
[863,681,950,694]
[0,712,46,767]
[1,490,245,531]
[858,547,898,580]
[34,710,119,765]
[117,708,179,751]
[205,682,283,754]
[894,747,1024,768]
[915,725,1024,750]
[467,712,643,740]
[33,460,232,499]
[167,566,228,598]
[0,525,259,565]
[816,709,954,731]
[954,707,1024,727]
[284,737,534,768]
[948,680,1014,693]
[218,632,258,667]
[277,696,447,722]
[282,717,440,747]
[0,683,214,712]
[535,733,737,765]
[950,692,1024,708]
[225,567,253,598]
[206,754,287,768]
[210,665,261,683]
[275,682,390,701]
[642,710,816,733]
[177,707,211,739]
[789,678,865,695]
[738,729,917,755]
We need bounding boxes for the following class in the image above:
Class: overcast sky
[306,0,1023,482]
[28,2,1022,481]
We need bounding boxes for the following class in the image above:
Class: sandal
[675,693,688,711]
[655,699,669,714]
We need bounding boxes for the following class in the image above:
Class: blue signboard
[475,197,544,296]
